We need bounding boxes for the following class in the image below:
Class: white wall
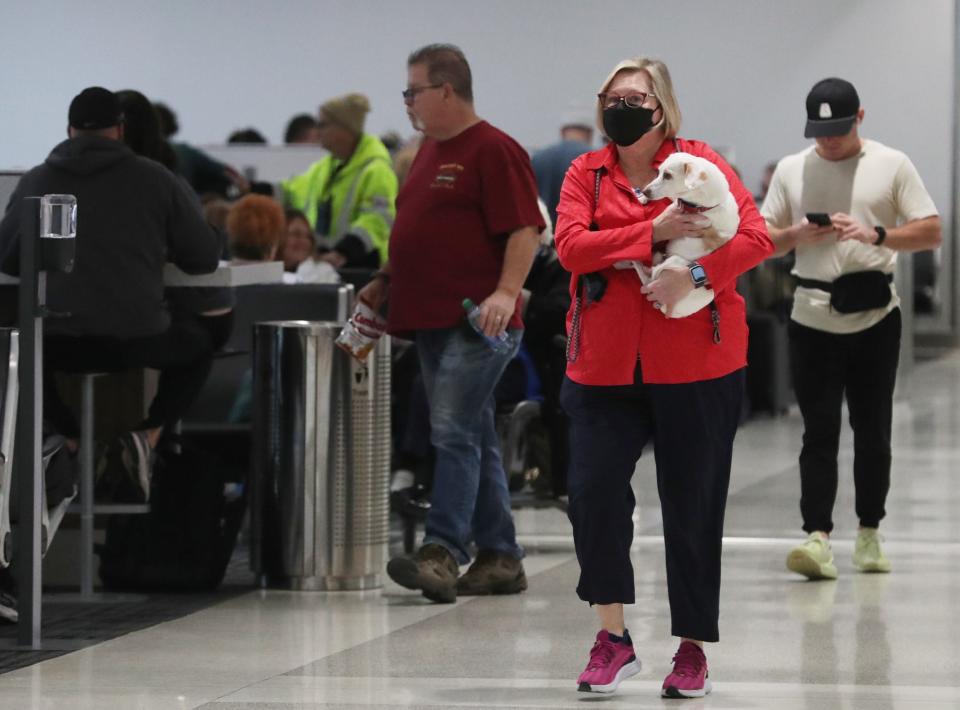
[0,0,953,223]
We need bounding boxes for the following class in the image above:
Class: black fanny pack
[795,271,893,314]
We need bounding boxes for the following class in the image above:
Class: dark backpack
[98,441,245,591]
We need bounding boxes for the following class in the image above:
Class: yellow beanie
[320,93,370,136]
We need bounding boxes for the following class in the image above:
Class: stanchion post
[15,196,43,648]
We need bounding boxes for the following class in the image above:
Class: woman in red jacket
[556,57,773,700]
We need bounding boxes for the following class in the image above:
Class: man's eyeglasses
[402,84,443,102]
[598,92,656,110]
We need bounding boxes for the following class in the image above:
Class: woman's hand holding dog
[652,203,711,243]
[641,263,695,314]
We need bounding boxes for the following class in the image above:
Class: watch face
[691,264,706,283]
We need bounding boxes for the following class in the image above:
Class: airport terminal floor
[0,349,959,709]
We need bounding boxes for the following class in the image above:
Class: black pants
[44,319,214,438]
[560,366,744,643]
[789,309,901,534]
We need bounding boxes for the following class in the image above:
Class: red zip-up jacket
[555,137,773,385]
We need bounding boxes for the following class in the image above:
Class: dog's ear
[683,162,707,191]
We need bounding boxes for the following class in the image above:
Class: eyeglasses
[598,92,656,109]
[402,84,443,103]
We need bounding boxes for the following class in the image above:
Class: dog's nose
[641,189,653,199]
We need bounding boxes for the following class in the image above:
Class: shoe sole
[854,560,891,573]
[662,677,712,698]
[456,573,528,596]
[578,658,641,694]
[787,549,838,580]
[386,557,456,604]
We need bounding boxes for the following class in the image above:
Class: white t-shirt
[293,259,342,285]
[760,139,938,333]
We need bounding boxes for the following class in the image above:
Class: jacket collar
[584,136,679,173]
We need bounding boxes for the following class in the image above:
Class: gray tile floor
[2,351,960,708]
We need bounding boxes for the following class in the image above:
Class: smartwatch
[689,261,708,289]
[874,226,887,246]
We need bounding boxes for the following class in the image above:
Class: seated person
[0,87,220,501]
[222,195,287,422]
[226,194,285,263]
[278,209,339,284]
[279,209,315,273]
[281,93,397,269]
[118,89,236,356]
[285,114,321,145]
[228,128,267,144]
[154,101,249,198]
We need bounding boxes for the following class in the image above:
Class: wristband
[689,262,708,289]
[874,226,887,246]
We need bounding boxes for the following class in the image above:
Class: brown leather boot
[386,543,459,603]
[456,549,528,596]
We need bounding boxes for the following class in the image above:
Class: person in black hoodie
[0,87,220,501]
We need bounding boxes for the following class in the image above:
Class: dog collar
[677,198,719,213]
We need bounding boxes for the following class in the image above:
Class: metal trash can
[251,320,391,590]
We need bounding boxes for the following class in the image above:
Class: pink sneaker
[577,629,642,693]
[661,641,712,698]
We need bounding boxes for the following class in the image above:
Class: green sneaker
[786,532,838,580]
[853,528,891,573]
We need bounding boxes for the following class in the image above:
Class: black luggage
[98,441,245,591]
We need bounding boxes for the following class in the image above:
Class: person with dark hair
[282,93,397,269]
[154,100,248,197]
[762,78,941,581]
[359,43,544,604]
[227,128,267,145]
[154,101,179,138]
[379,130,402,155]
[532,120,594,228]
[279,209,316,273]
[118,89,235,363]
[0,87,220,500]
[116,90,173,169]
[284,114,321,144]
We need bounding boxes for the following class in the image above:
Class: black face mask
[602,104,659,147]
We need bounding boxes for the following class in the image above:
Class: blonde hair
[596,57,682,139]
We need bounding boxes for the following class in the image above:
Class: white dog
[625,152,740,318]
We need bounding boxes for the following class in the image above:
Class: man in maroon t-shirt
[359,43,544,603]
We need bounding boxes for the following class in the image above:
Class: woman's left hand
[641,263,694,313]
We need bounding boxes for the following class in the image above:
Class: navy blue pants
[560,366,744,643]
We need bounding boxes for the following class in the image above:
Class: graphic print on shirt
[431,163,465,189]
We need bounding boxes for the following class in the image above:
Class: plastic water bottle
[462,298,512,352]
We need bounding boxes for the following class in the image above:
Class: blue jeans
[416,325,524,564]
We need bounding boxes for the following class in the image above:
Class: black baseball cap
[68,87,123,130]
[804,78,860,138]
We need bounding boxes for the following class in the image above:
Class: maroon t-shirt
[387,120,544,337]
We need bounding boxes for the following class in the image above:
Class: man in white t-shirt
[761,77,941,581]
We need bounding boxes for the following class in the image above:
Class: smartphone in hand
[805,212,832,227]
